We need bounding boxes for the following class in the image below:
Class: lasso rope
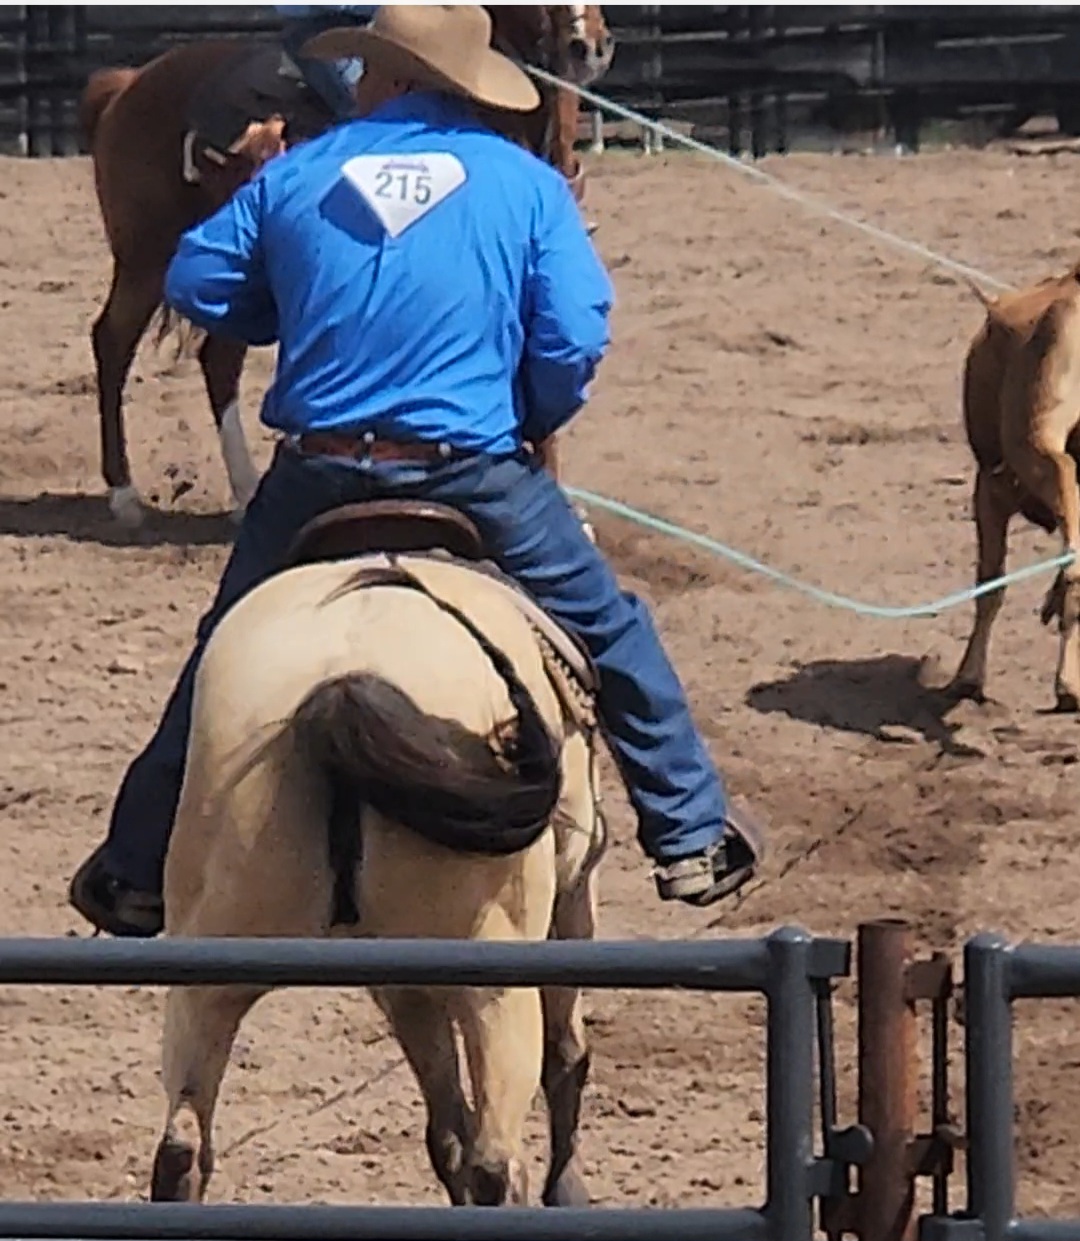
[527,64,1074,617]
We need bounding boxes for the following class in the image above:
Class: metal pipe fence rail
[0,928,852,1241]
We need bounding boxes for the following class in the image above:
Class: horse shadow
[746,652,974,751]
[0,493,235,549]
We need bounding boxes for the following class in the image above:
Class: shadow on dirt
[0,493,235,548]
[746,652,976,752]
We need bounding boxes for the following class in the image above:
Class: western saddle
[284,499,599,702]
[286,499,484,567]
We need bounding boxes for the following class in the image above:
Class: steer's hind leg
[951,468,1015,702]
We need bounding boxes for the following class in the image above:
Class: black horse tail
[292,669,562,870]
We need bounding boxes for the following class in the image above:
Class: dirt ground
[3,142,1080,1218]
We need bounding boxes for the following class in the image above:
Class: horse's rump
[92,40,252,151]
[192,560,567,870]
[79,66,138,148]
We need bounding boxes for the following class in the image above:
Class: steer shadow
[746,652,983,752]
[0,493,235,549]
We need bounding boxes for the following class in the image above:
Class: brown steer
[952,260,1080,710]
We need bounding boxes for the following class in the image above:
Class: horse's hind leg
[540,867,597,1208]
[91,262,164,528]
[458,983,543,1205]
[151,984,263,1202]
[374,986,474,1205]
[534,435,595,544]
[196,334,258,521]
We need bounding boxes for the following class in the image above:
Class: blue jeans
[281,13,368,120]
[104,445,730,892]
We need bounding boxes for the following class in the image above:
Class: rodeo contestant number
[374,169,432,205]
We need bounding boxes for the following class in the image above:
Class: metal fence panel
[922,936,1080,1241]
[0,928,849,1241]
[960,934,1017,1241]
[0,933,778,989]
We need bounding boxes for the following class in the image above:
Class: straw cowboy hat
[302,5,541,113]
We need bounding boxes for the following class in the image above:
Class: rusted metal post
[857,919,918,1241]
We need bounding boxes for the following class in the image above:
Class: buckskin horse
[147,503,607,1208]
[78,6,614,528]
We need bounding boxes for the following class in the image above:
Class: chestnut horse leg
[534,435,561,480]
[555,89,584,202]
[535,435,595,544]
[196,334,259,521]
[91,261,167,528]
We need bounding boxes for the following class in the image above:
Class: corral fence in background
[8,5,1080,155]
[0,919,1074,1240]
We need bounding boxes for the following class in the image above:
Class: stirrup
[181,131,202,185]
[182,130,231,185]
[653,802,766,908]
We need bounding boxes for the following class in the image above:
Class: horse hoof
[150,1136,196,1202]
[108,486,145,529]
[943,678,985,705]
[543,1167,590,1207]
[1054,690,1080,714]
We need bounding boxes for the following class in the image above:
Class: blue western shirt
[164,91,614,454]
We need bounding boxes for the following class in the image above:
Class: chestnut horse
[78,6,614,528]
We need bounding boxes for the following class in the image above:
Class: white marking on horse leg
[573,503,596,545]
[109,485,145,529]
[218,400,259,514]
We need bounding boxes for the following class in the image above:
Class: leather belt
[295,432,456,464]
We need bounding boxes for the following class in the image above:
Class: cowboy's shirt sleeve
[520,176,613,444]
[164,173,279,347]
